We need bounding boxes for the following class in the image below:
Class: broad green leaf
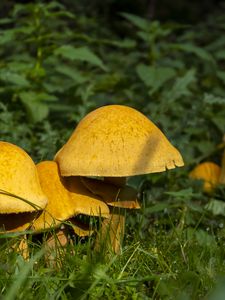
[147,203,170,213]
[0,70,30,87]
[0,18,13,25]
[136,64,176,93]
[211,114,225,133]
[0,29,15,45]
[203,93,225,105]
[217,71,225,85]
[215,49,225,60]
[54,45,107,71]
[205,199,225,216]
[19,92,50,123]
[165,188,194,199]
[7,62,33,72]
[109,39,136,48]
[171,43,215,63]
[120,13,149,31]
[55,65,87,83]
[195,229,216,247]
[166,69,196,101]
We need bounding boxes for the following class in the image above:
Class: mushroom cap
[189,162,221,192]
[0,141,48,214]
[65,176,110,217]
[33,161,109,231]
[54,105,184,177]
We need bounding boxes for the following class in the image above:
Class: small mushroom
[189,162,221,193]
[54,105,184,253]
[0,142,48,258]
[32,161,110,232]
[31,161,110,266]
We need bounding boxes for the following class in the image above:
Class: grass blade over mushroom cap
[54,105,184,177]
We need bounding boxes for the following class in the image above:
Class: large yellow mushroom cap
[54,105,184,177]
[0,141,48,214]
[33,161,109,231]
[189,162,221,193]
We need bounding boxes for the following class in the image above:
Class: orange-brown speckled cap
[54,105,184,177]
[0,141,48,214]
[189,162,221,192]
[33,161,109,231]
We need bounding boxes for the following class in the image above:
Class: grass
[1,193,225,300]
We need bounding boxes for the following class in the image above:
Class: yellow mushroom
[31,161,110,266]
[32,161,110,232]
[0,141,47,233]
[54,105,184,254]
[189,162,221,193]
[0,141,48,259]
[54,105,184,177]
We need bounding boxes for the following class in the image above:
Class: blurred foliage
[0,1,225,298]
[0,1,224,161]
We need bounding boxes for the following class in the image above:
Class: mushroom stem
[44,228,71,268]
[94,209,125,255]
[12,234,29,260]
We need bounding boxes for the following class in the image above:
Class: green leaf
[109,39,136,48]
[165,188,195,199]
[0,29,16,45]
[217,71,225,85]
[19,92,50,123]
[195,229,216,247]
[120,13,149,31]
[136,64,176,93]
[54,45,107,71]
[147,203,169,213]
[171,43,215,63]
[166,69,196,101]
[210,114,225,133]
[55,65,87,83]
[203,93,225,105]
[0,70,30,87]
[205,199,225,216]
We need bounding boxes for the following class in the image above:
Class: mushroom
[54,105,183,177]
[0,141,48,258]
[189,162,221,193]
[33,161,109,230]
[32,161,110,264]
[54,105,184,253]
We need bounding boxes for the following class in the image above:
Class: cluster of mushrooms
[0,105,184,262]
